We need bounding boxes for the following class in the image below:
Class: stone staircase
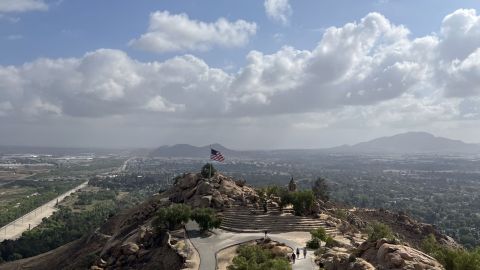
[219,203,338,235]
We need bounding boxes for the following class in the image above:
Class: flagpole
[209,144,212,181]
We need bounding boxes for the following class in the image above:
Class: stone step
[221,215,326,221]
[220,225,337,232]
[220,221,334,227]
[220,226,339,234]
[220,205,339,234]
[221,220,329,226]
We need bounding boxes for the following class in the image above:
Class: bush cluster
[422,234,480,270]
[227,244,291,270]
[307,227,330,249]
[366,222,394,241]
[153,204,222,232]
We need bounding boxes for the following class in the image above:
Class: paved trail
[186,222,316,270]
[0,181,88,241]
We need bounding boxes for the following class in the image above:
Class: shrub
[307,238,320,249]
[367,222,394,241]
[191,208,222,232]
[421,234,480,270]
[228,244,291,270]
[153,204,191,231]
[278,188,292,209]
[325,236,336,248]
[290,190,315,216]
[201,163,216,178]
[310,228,328,241]
[312,177,330,201]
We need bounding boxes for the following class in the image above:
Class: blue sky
[3,0,480,149]
[3,0,480,66]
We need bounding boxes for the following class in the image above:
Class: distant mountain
[149,132,480,158]
[149,143,247,158]
[327,132,480,154]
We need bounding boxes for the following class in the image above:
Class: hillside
[327,132,480,154]
[0,169,459,270]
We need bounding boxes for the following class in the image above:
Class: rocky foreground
[0,171,458,270]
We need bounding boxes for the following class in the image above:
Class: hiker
[303,247,307,258]
[264,230,268,238]
[296,247,300,258]
[291,253,296,264]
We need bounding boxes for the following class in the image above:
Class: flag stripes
[210,148,225,162]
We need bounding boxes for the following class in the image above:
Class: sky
[2,0,480,149]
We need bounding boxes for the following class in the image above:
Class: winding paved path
[186,222,317,270]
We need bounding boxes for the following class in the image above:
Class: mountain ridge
[149,132,480,157]
[326,131,480,154]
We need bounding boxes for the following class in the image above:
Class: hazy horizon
[1,130,480,151]
[3,1,480,149]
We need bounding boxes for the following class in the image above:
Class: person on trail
[291,253,296,264]
[264,230,268,238]
[303,247,307,258]
[296,247,300,258]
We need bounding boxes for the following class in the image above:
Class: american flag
[210,148,225,162]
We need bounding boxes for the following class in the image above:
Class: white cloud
[129,11,257,53]
[264,0,292,25]
[0,49,232,118]
[4,9,480,145]
[145,96,185,113]
[0,0,48,13]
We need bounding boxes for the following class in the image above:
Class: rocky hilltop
[166,172,258,209]
[0,171,458,270]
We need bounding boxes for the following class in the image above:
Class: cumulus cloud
[264,0,292,25]
[4,9,480,138]
[0,0,48,13]
[129,11,257,53]
[0,49,232,118]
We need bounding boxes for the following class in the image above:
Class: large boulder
[358,239,444,270]
[318,249,375,270]
[196,180,214,195]
[176,173,199,190]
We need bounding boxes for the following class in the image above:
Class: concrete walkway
[186,222,317,270]
[0,181,89,241]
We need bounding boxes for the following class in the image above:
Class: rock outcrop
[318,248,375,270]
[167,173,258,210]
[357,239,445,270]
[352,209,461,250]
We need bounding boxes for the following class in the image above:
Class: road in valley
[0,181,88,241]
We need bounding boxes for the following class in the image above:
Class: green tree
[291,190,315,216]
[307,227,328,249]
[191,208,222,232]
[153,204,191,231]
[310,227,328,241]
[367,222,394,241]
[201,163,217,178]
[312,177,329,202]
